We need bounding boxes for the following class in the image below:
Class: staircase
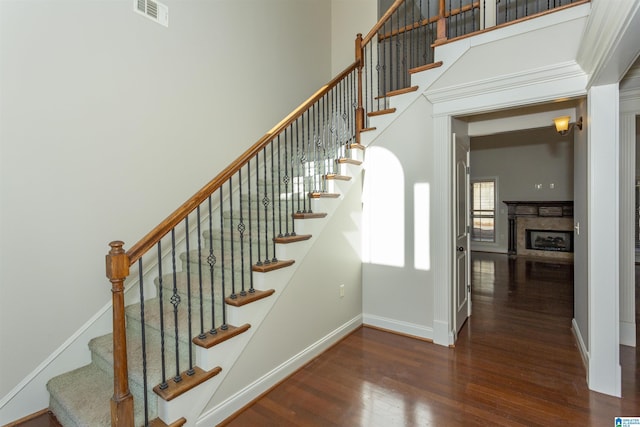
[34,1,584,425]
[47,138,365,425]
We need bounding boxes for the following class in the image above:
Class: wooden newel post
[355,33,365,145]
[436,0,447,43]
[106,241,134,427]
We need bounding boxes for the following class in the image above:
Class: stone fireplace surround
[503,201,574,260]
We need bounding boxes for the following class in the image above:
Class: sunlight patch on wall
[414,183,430,271]
[362,147,404,267]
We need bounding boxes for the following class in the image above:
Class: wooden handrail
[125,61,359,265]
[362,0,406,45]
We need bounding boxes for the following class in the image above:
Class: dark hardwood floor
[14,253,640,426]
[223,252,640,427]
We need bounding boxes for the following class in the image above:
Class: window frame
[470,178,497,243]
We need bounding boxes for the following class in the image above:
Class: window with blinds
[471,180,496,242]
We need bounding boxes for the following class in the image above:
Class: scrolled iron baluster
[170,229,182,384]
[256,149,263,266]
[238,169,247,296]
[283,128,291,236]
[207,195,217,335]
[228,176,236,300]
[277,134,283,238]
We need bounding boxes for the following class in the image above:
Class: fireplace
[526,229,573,253]
[503,201,574,260]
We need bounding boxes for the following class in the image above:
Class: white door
[454,132,471,336]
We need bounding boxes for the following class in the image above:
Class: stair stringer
[154,164,363,426]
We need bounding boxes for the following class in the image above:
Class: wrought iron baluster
[197,206,205,340]
[228,176,236,299]
[270,142,277,261]
[306,110,314,211]
[301,113,308,213]
[368,40,373,121]
[256,150,262,265]
[207,196,217,335]
[238,169,247,296]
[184,217,194,375]
[156,242,168,390]
[262,147,271,264]
[403,0,407,88]
[277,135,283,238]
[219,186,228,329]
[138,259,149,426]
[394,14,398,93]
[170,229,182,384]
[377,27,383,110]
[351,69,357,139]
[288,125,297,236]
[283,129,290,236]
[313,103,319,193]
[247,159,255,294]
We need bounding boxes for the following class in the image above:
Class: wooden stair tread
[324,173,352,181]
[149,417,187,427]
[273,234,312,244]
[225,288,276,306]
[361,127,377,133]
[409,60,443,75]
[153,366,221,402]
[367,108,396,117]
[310,192,340,199]
[375,86,419,99]
[350,143,366,151]
[337,158,362,165]
[292,212,328,219]
[192,323,251,349]
[252,259,295,272]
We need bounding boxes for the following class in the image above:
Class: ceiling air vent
[134,0,168,27]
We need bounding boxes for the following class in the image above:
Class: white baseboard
[363,313,433,341]
[620,321,636,347]
[572,318,590,373]
[196,314,362,427]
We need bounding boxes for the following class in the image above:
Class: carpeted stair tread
[47,364,113,427]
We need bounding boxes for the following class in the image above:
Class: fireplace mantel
[503,201,574,256]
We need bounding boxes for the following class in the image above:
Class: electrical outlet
[339,284,345,298]
[550,183,555,189]
[535,183,542,190]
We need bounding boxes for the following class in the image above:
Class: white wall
[470,128,574,253]
[331,0,377,75]
[362,96,435,339]
[0,0,332,403]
